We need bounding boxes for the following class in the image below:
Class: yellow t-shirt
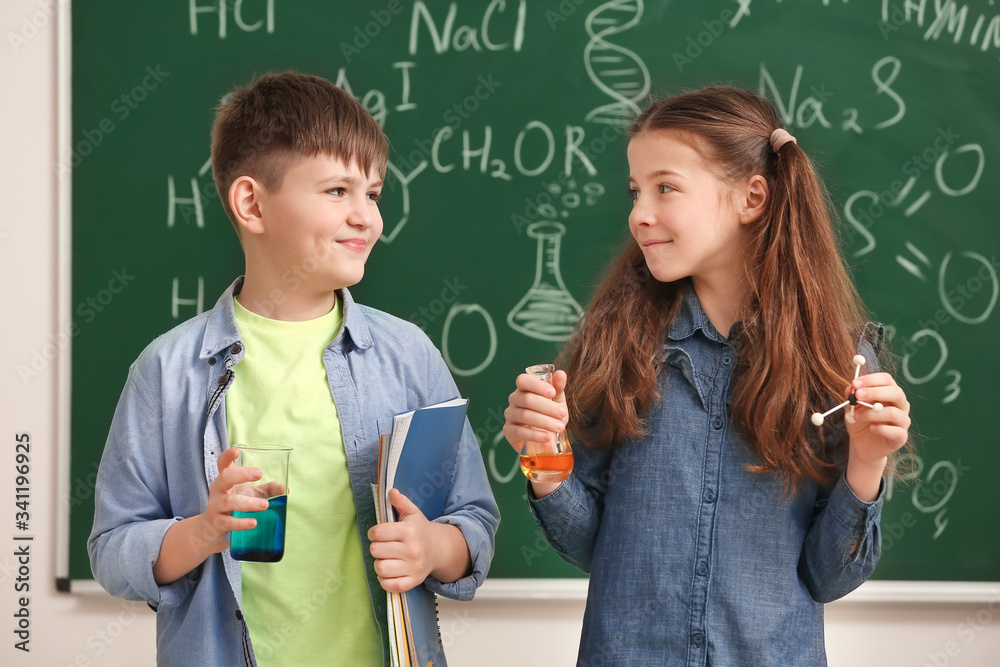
[226,295,382,666]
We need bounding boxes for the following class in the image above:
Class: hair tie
[770,128,797,153]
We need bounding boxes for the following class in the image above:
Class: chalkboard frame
[54,1,999,601]
[55,1,73,593]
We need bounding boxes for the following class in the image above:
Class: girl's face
[627,129,751,288]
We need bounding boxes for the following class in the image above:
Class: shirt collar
[666,281,733,345]
[199,278,243,359]
[199,277,374,359]
[338,285,374,351]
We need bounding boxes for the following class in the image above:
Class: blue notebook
[387,397,469,521]
[377,396,470,667]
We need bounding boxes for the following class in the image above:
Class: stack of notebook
[372,397,470,667]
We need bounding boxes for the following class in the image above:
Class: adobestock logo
[54,66,170,178]
[408,277,469,329]
[671,8,737,73]
[7,0,68,52]
[921,590,1000,667]
[17,268,135,384]
[338,0,406,63]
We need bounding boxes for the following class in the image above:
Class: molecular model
[810,355,884,426]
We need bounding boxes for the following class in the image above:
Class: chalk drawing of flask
[508,222,583,342]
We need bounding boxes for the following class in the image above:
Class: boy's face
[256,153,383,292]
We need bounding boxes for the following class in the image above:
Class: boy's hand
[368,489,469,593]
[194,448,271,554]
[844,372,911,501]
[153,447,271,585]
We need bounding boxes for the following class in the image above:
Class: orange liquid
[519,450,574,483]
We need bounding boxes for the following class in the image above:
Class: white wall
[1,2,998,664]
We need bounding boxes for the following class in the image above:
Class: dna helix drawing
[584,0,650,126]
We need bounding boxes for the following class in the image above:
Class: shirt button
[217,376,227,386]
[712,416,724,430]
[345,344,354,353]
[704,489,716,503]
[208,357,217,366]
[692,632,704,646]
[722,354,733,366]
[230,344,242,355]
[696,562,708,576]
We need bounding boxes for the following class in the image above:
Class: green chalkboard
[67,1,1000,585]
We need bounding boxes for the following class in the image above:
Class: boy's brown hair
[211,71,388,233]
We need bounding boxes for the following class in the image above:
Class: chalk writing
[189,0,275,39]
[409,0,526,55]
[846,137,984,253]
[759,57,906,134]
[887,452,969,540]
[881,0,1000,61]
[171,276,205,319]
[427,122,598,180]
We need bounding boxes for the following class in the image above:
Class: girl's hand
[844,372,911,501]
[502,370,569,454]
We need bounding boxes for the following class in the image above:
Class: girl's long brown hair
[559,86,869,490]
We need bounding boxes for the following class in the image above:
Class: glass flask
[519,364,575,483]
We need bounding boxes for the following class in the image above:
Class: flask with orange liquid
[519,364,575,483]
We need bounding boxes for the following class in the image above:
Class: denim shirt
[88,278,500,667]
[528,285,884,667]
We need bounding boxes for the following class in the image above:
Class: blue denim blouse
[528,285,884,666]
[88,278,499,666]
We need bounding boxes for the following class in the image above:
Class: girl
[503,87,911,666]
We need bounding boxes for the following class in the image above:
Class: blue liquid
[231,495,287,563]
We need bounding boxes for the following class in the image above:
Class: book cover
[388,397,469,522]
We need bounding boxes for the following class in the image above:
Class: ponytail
[734,125,866,489]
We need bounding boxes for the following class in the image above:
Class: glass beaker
[230,445,292,563]
[519,364,575,483]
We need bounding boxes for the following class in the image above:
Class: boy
[88,72,500,666]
